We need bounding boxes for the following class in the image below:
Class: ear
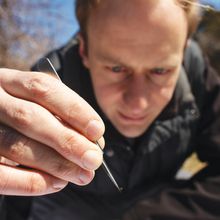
[78,34,90,68]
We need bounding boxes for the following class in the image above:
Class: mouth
[118,112,147,123]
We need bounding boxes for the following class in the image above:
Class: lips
[118,111,147,122]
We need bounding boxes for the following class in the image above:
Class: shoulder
[44,37,80,77]
[32,37,80,78]
[183,39,207,109]
[183,39,206,82]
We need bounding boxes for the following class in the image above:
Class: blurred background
[0,0,220,72]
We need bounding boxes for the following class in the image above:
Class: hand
[0,68,105,196]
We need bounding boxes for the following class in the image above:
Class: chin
[117,127,147,138]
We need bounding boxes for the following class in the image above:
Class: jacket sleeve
[123,166,220,220]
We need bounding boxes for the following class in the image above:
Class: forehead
[88,0,185,24]
[87,0,187,41]
[87,0,187,58]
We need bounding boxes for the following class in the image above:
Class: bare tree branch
[0,0,73,70]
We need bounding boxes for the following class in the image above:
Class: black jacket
[2,39,220,220]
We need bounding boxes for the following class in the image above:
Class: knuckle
[0,124,31,163]
[60,133,80,157]
[59,131,94,165]
[7,138,29,162]
[66,101,84,122]
[24,75,54,99]
[52,159,74,179]
[0,125,20,150]
[26,173,46,194]
[11,107,33,129]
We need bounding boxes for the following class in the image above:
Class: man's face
[80,0,188,138]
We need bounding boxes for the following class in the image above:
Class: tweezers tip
[118,187,123,192]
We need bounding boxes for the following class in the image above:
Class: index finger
[0,69,105,141]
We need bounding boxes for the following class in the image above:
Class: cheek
[161,88,174,102]
[90,67,125,100]
[151,86,175,109]
[92,80,122,111]
[151,73,179,107]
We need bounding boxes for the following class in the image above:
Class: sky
[200,0,220,9]
[56,0,78,45]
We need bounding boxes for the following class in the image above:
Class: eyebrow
[96,51,180,69]
[96,52,124,65]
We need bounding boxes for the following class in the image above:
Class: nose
[123,75,149,114]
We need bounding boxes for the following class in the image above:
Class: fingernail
[86,120,104,140]
[81,150,103,170]
[52,179,67,190]
[78,170,94,185]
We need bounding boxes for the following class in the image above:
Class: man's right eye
[111,66,124,73]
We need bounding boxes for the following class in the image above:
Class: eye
[150,68,168,75]
[111,66,124,73]
[106,66,128,74]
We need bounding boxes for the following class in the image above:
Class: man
[0,0,220,219]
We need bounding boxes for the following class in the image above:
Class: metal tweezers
[37,58,122,192]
